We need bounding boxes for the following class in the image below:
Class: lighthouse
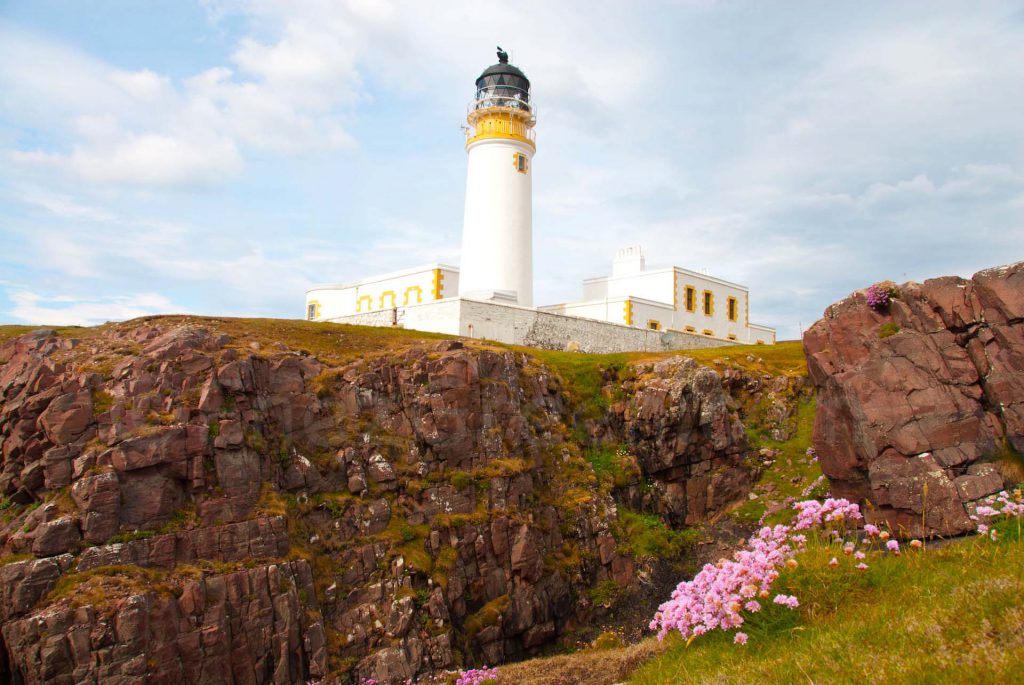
[458,47,536,307]
[305,48,777,349]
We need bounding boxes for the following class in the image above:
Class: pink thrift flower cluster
[649,523,793,641]
[866,284,894,310]
[792,498,863,530]
[971,490,1023,539]
[456,667,499,685]
[651,498,862,645]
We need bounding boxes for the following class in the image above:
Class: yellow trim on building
[624,299,633,326]
[466,107,536,149]
[512,152,529,173]
[646,319,662,331]
[685,285,697,312]
[380,291,396,309]
[431,269,444,300]
[702,290,714,316]
[404,286,423,305]
[673,272,679,311]
[306,300,320,321]
[357,295,372,313]
[685,325,696,333]
[703,329,714,336]
[728,333,737,341]
[727,296,738,322]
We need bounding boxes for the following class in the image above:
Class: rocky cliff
[803,262,1024,537]
[0,318,757,684]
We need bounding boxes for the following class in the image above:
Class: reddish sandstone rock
[609,357,751,524]
[0,318,756,684]
[1,560,326,684]
[804,262,1023,536]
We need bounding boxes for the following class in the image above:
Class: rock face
[607,357,751,525]
[803,262,1024,536]
[0,318,754,684]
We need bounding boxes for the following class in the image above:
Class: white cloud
[2,3,1023,341]
[7,291,187,327]
[0,14,366,187]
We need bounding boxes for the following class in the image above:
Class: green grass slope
[629,517,1024,685]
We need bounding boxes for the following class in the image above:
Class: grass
[627,517,1024,685]
[613,510,698,561]
[732,397,823,524]
[499,517,1024,685]
[0,324,91,343]
[585,445,640,490]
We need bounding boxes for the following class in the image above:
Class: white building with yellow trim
[304,49,775,352]
[305,264,459,324]
[541,246,775,345]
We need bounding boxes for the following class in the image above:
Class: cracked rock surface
[803,262,1024,536]
[0,318,755,684]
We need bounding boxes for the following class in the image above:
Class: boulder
[804,262,1023,536]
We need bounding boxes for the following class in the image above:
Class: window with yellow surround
[404,286,423,305]
[647,320,661,331]
[703,290,714,316]
[513,152,528,174]
[685,286,696,312]
[727,297,738,322]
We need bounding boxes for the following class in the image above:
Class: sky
[1,1,1022,340]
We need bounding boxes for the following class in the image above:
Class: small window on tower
[514,152,528,174]
[307,303,317,321]
[703,290,714,316]
[727,297,738,322]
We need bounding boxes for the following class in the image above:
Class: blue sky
[1,1,1022,339]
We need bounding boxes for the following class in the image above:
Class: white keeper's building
[305,49,775,352]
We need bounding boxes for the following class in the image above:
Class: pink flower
[842,542,855,556]
[856,563,869,571]
[734,632,748,645]
[909,539,923,549]
[853,551,866,560]
[864,524,880,537]
[828,557,839,567]
[886,540,900,554]
[773,594,799,609]
[977,524,989,534]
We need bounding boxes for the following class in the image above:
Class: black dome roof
[478,62,529,83]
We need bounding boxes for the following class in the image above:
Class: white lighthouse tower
[458,48,536,307]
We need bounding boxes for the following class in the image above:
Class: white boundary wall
[325,297,740,353]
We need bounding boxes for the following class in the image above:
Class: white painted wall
[329,298,737,354]
[554,259,775,343]
[305,265,458,321]
[671,271,750,341]
[459,137,534,307]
